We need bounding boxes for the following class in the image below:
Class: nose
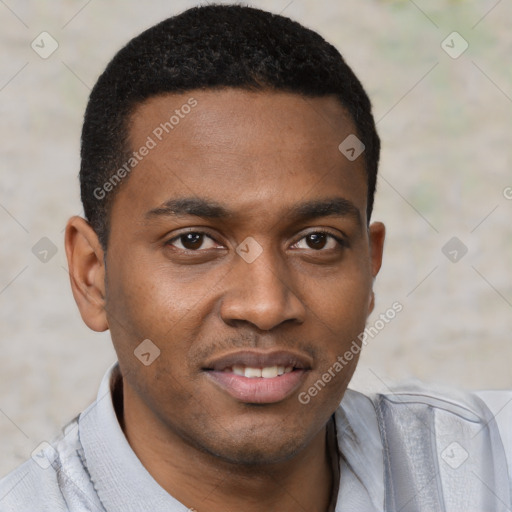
[220,245,306,331]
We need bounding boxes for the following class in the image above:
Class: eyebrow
[287,197,362,226]
[145,196,362,226]
[145,198,232,220]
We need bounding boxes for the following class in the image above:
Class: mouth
[202,350,312,404]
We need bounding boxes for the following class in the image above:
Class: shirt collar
[79,362,188,511]
[334,389,385,512]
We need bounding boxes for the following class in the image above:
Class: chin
[200,429,305,467]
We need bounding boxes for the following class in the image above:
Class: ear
[65,216,108,332]
[367,221,385,315]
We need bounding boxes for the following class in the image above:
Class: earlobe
[367,222,385,315]
[368,286,375,315]
[369,222,385,279]
[64,216,109,332]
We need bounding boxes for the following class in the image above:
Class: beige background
[1,0,511,476]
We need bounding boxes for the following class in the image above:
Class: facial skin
[65,89,385,512]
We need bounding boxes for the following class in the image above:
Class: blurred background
[1,0,511,476]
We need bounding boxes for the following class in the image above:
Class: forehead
[113,89,368,226]
[129,88,357,150]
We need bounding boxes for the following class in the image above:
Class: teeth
[244,367,262,378]
[261,366,278,378]
[226,365,293,378]
[233,365,245,376]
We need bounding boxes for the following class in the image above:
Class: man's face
[103,89,384,465]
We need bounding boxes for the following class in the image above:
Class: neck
[119,384,335,512]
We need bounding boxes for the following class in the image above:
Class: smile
[222,365,293,378]
[203,350,312,404]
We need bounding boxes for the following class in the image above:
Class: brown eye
[293,231,343,251]
[167,232,219,251]
[181,233,204,250]
[306,233,328,249]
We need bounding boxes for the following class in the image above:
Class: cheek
[105,264,204,410]
[301,266,371,395]
[306,266,371,333]
[104,256,222,392]
[107,256,210,337]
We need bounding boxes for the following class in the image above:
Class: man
[1,4,511,511]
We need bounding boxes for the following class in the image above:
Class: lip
[203,349,313,372]
[202,350,313,404]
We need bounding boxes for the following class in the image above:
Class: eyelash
[295,231,347,249]
[165,230,347,252]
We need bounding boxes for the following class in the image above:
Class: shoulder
[341,383,512,470]
[346,381,511,423]
[340,384,512,510]
[0,417,100,512]
[0,443,69,511]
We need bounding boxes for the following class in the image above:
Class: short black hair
[80,3,380,248]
